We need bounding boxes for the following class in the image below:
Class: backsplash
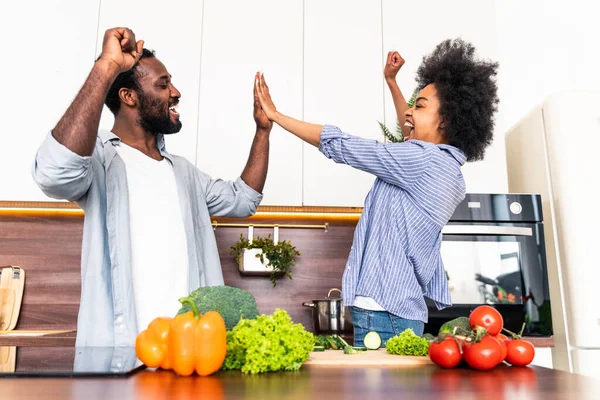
[0,212,356,333]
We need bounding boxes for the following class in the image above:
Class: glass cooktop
[0,346,145,377]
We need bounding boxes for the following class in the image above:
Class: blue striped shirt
[318,125,466,323]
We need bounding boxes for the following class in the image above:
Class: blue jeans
[349,306,425,347]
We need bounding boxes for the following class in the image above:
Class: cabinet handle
[442,225,533,236]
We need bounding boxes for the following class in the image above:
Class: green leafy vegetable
[230,234,301,287]
[385,328,430,356]
[222,309,314,374]
[176,285,259,331]
[438,316,472,336]
[423,333,436,342]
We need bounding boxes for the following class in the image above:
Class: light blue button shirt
[319,125,466,323]
[33,130,263,346]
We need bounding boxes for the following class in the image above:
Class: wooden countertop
[0,331,554,347]
[1,363,597,399]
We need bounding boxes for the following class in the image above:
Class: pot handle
[302,302,316,308]
[327,288,342,299]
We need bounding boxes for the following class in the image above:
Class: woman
[255,39,499,347]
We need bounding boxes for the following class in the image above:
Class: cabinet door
[382,0,505,193]
[303,0,383,207]
[0,0,100,201]
[196,0,303,206]
[96,0,204,164]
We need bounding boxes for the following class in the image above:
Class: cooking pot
[302,288,353,334]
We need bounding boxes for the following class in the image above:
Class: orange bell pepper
[136,296,227,377]
[135,316,172,369]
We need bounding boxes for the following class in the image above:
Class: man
[32,28,272,347]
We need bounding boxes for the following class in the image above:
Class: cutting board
[304,349,433,366]
[0,346,16,373]
[0,266,25,331]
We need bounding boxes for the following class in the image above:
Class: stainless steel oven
[425,193,552,337]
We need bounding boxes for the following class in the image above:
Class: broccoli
[438,316,472,336]
[176,285,259,330]
[423,333,436,342]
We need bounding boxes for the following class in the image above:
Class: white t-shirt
[353,296,386,311]
[115,142,189,332]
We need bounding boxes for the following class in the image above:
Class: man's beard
[137,91,182,135]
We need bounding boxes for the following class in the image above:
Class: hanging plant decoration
[230,232,301,287]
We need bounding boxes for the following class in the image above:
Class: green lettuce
[222,309,315,374]
[385,328,430,356]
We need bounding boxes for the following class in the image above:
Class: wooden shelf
[0,331,76,347]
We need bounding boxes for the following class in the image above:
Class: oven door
[425,222,552,337]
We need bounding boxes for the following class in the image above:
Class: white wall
[382,0,505,195]
[493,0,600,137]
[96,0,205,164]
[1,0,595,202]
[0,0,100,201]
[196,0,304,206]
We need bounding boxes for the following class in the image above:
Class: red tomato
[505,339,535,367]
[463,336,503,371]
[429,337,463,368]
[496,333,509,343]
[469,305,504,336]
[493,335,507,362]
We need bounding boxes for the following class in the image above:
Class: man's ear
[118,88,138,108]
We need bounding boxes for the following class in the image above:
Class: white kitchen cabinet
[382,0,506,194]
[0,0,100,201]
[196,0,304,206]
[96,0,204,165]
[571,349,600,378]
[302,0,382,207]
[506,92,600,374]
[531,347,553,369]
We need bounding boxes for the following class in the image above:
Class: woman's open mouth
[404,121,414,140]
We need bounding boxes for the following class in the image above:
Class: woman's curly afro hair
[415,38,499,162]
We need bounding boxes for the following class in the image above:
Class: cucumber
[313,345,325,352]
[333,335,351,349]
[364,331,382,350]
[352,346,368,351]
[325,336,340,350]
[315,335,330,349]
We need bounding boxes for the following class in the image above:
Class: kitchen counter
[1,360,598,399]
[0,346,596,399]
[0,331,555,347]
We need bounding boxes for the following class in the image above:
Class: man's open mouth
[169,104,179,118]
